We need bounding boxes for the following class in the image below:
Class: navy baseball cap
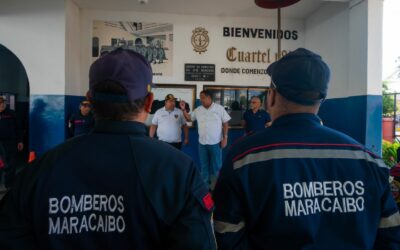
[267,48,330,105]
[89,48,153,102]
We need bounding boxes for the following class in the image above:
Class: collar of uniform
[271,113,321,128]
[202,102,215,110]
[93,120,147,135]
[163,107,175,112]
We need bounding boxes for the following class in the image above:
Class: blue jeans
[198,143,222,188]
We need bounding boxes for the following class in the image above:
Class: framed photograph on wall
[92,21,173,77]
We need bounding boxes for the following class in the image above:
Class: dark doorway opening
[0,44,30,193]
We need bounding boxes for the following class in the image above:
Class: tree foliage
[382,140,400,167]
[383,81,395,116]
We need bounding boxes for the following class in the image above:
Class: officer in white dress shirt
[150,94,188,149]
[180,90,231,189]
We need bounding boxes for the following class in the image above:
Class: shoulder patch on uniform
[193,185,214,212]
[202,192,214,211]
[0,158,5,169]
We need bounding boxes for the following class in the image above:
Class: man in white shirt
[180,90,231,189]
[150,94,189,149]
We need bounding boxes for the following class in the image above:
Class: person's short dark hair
[200,89,213,100]
[91,80,146,121]
[230,101,241,111]
[151,100,164,114]
[80,100,92,107]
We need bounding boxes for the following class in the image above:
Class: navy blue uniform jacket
[68,112,94,137]
[214,113,400,250]
[0,108,22,154]
[242,109,271,134]
[0,120,216,250]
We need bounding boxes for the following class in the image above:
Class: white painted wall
[0,0,66,95]
[65,0,82,96]
[305,0,383,99]
[80,10,305,97]
[366,0,383,95]
[305,2,350,99]
[0,0,379,99]
[348,0,368,97]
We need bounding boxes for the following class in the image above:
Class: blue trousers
[198,143,222,188]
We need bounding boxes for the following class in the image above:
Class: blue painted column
[319,95,382,154]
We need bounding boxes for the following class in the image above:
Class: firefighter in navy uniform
[0,48,216,250]
[0,96,23,188]
[68,100,94,137]
[213,48,400,249]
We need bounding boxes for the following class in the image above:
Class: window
[204,85,269,127]
[92,37,99,57]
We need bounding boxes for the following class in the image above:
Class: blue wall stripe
[181,128,245,169]
[29,95,66,156]
[365,95,383,154]
[319,95,382,155]
[28,94,382,161]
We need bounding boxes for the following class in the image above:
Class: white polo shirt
[191,103,231,145]
[152,107,186,143]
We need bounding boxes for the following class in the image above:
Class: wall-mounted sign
[220,67,267,75]
[226,47,289,63]
[223,26,298,40]
[191,27,209,54]
[220,48,292,75]
[185,64,215,81]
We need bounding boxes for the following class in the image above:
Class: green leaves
[382,140,400,167]
[383,81,395,116]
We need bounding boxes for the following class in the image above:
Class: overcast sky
[382,0,400,80]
